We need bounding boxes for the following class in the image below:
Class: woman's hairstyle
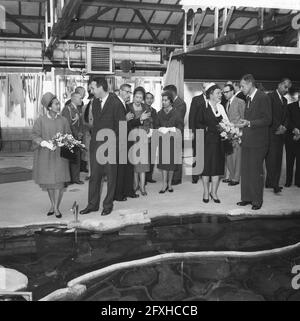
[161,91,174,104]
[133,86,146,100]
[206,84,220,100]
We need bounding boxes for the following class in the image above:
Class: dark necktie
[98,98,102,112]
[246,96,251,109]
[227,101,231,114]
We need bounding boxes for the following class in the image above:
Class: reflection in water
[1,214,300,300]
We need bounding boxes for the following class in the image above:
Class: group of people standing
[190,75,299,211]
[32,73,300,218]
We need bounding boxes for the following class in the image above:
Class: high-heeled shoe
[140,188,147,196]
[203,197,209,203]
[55,211,62,218]
[47,211,54,216]
[210,193,221,203]
[168,186,174,193]
[159,187,168,194]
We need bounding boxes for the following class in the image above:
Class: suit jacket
[198,104,224,145]
[242,89,272,148]
[268,91,288,134]
[227,96,245,125]
[286,102,300,139]
[236,91,247,102]
[173,96,187,122]
[189,94,206,130]
[90,93,126,151]
[61,102,83,139]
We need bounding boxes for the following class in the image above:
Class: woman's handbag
[223,139,234,155]
[60,146,78,163]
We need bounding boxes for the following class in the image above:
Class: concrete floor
[0,152,299,231]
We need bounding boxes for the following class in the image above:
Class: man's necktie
[227,101,231,114]
[98,99,102,112]
[246,96,251,109]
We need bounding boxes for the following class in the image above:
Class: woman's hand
[40,140,56,151]
[126,112,134,121]
[140,111,151,122]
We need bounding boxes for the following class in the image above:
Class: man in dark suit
[189,85,207,184]
[145,92,158,183]
[285,94,300,187]
[61,92,84,185]
[163,85,186,185]
[233,81,247,102]
[80,77,126,216]
[237,74,272,210]
[265,78,292,193]
[114,83,140,201]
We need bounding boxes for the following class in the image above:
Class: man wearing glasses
[223,84,245,186]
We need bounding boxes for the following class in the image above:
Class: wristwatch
[247,121,251,128]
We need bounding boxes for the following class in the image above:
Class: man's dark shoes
[237,201,252,206]
[273,186,283,194]
[147,179,156,183]
[74,180,84,185]
[228,181,239,186]
[285,183,291,187]
[252,205,262,210]
[101,208,112,216]
[192,177,199,184]
[114,196,127,202]
[80,207,99,215]
[127,193,139,198]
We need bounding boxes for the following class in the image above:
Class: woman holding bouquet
[32,92,71,218]
[197,84,229,203]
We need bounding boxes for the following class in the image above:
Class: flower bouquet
[293,128,300,141]
[51,133,86,162]
[217,119,243,154]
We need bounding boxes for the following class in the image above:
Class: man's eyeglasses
[223,90,232,94]
[121,89,132,94]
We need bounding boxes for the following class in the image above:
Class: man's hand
[126,112,134,121]
[236,119,250,128]
[275,125,287,135]
[293,128,300,135]
[140,112,151,122]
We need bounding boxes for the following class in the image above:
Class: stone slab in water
[0,267,28,291]
[0,167,32,184]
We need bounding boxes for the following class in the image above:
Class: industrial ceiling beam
[66,7,112,35]
[81,1,287,19]
[134,9,159,43]
[45,0,83,57]
[6,12,36,35]
[220,7,234,37]
[189,9,207,46]
[184,13,298,53]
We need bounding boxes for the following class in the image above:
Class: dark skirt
[202,141,225,176]
[157,134,177,171]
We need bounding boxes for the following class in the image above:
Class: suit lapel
[100,94,111,116]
